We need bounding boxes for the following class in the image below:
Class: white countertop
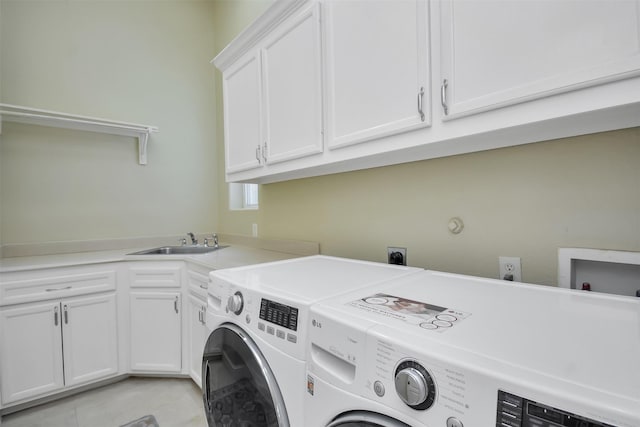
[0,244,304,273]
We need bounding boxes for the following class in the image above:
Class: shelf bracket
[138,131,150,165]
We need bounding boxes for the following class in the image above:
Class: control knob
[227,291,244,315]
[394,360,436,410]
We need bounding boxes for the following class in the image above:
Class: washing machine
[201,255,421,427]
[306,269,640,427]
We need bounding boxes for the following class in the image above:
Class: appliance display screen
[259,298,298,331]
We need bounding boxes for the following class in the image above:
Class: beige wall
[212,2,640,286]
[0,0,218,244]
[258,128,640,285]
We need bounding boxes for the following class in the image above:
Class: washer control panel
[259,298,299,331]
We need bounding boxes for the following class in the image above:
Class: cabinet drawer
[187,269,211,299]
[0,269,117,306]
[129,263,182,288]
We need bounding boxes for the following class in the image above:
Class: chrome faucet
[187,232,198,245]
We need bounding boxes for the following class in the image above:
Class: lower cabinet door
[62,293,119,387]
[0,301,64,404]
[130,291,182,372]
[188,294,207,387]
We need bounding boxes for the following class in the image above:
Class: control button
[420,322,438,330]
[267,326,274,335]
[373,381,385,397]
[287,333,297,343]
[436,314,457,322]
[245,314,251,324]
[395,368,428,406]
[276,330,285,339]
[394,360,436,410]
[446,417,464,427]
[226,291,244,315]
[258,322,265,331]
[433,319,453,328]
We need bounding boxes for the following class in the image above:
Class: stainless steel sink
[129,245,228,255]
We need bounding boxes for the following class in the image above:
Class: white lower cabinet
[187,294,207,387]
[128,262,184,373]
[129,291,182,372]
[0,259,215,408]
[186,265,211,388]
[0,293,118,405]
[60,294,119,387]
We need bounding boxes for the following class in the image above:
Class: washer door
[327,411,411,427]
[202,323,289,427]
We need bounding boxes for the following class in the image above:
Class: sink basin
[129,245,228,255]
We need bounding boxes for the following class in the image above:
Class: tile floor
[1,377,207,427]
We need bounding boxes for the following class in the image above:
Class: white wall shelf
[0,103,158,165]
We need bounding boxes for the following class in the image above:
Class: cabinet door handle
[256,145,261,163]
[201,306,207,325]
[417,86,425,122]
[441,79,449,115]
[54,305,59,326]
[174,296,179,314]
[262,142,268,162]
[46,286,72,292]
[198,309,202,323]
[63,304,68,324]
[199,284,208,290]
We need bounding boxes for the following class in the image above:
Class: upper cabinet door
[324,0,430,150]
[261,3,324,165]
[439,0,640,119]
[223,51,263,173]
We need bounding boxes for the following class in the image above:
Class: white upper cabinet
[214,0,640,184]
[220,2,323,174]
[439,0,640,119]
[323,0,430,149]
[223,52,262,173]
[261,2,323,164]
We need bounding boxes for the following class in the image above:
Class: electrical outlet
[388,247,407,266]
[498,256,522,282]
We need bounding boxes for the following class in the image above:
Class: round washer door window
[327,411,411,427]
[202,323,289,427]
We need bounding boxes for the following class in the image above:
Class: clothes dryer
[201,255,421,427]
[306,269,640,427]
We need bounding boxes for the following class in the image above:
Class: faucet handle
[178,238,187,246]
[204,234,219,248]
